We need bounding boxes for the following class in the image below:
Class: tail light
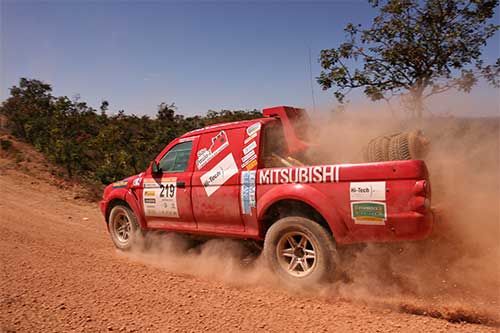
[411,180,430,212]
[413,180,427,196]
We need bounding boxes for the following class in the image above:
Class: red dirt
[0,152,497,332]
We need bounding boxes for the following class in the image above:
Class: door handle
[176,181,186,188]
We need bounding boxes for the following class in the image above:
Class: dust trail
[124,232,277,287]
[310,108,500,322]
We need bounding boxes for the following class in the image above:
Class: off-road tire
[364,136,390,162]
[364,130,429,162]
[388,133,411,160]
[108,205,140,251]
[263,216,337,288]
[408,130,429,159]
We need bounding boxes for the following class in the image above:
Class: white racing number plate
[143,177,179,218]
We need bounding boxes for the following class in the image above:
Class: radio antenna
[308,45,317,113]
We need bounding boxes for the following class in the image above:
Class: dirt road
[0,167,497,333]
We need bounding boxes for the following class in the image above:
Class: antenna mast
[308,45,317,113]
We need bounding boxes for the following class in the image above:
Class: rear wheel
[263,216,337,287]
[108,205,140,251]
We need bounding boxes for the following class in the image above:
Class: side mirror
[151,160,161,174]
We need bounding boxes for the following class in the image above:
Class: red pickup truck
[100,106,433,285]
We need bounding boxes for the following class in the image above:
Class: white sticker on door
[350,181,386,201]
[196,130,229,169]
[143,177,179,217]
[200,153,238,197]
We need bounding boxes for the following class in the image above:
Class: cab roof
[180,116,276,139]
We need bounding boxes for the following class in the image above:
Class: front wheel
[263,216,337,287]
[108,205,140,251]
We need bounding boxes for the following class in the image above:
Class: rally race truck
[100,106,433,285]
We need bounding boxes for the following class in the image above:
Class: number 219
[160,184,175,198]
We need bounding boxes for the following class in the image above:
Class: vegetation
[318,0,500,117]
[0,78,261,185]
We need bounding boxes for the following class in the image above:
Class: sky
[1,0,499,117]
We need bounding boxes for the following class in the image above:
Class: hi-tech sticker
[350,182,386,201]
[241,171,256,215]
[200,153,238,197]
[142,177,179,218]
[196,130,229,169]
[351,201,386,225]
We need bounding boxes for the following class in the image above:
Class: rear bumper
[391,210,434,240]
[345,210,434,244]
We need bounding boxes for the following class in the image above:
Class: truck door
[141,137,198,231]
[191,128,247,233]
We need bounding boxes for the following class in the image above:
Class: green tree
[1,78,263,187]
[318,0,500,117]
[0,78,53,141]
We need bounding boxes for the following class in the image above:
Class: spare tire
[388,133,411,160]
[364,130,429,162]
[363,136,390,162]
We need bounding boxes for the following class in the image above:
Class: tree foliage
[0,78,262,184]
[318,0,500,117]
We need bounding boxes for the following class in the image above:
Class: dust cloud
[125,232,276,287]
[310,104,500,322]
[123,101,499,323]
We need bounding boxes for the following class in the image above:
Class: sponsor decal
[200,153,238,197]
[240,171,256,215]
[112,180,128,188]
[246,122,261,137]
[196,130,229,169]
[132,177,142,187]
[243,141,257,155]
[350,182,386,201]
[259,165,338,185]
[241,154,257,169]
[242,150,257,164]
[245,159,258,170]
[244,133,257,145]
[142,177,179,218]
[351,201,386,225]
[241,141,257,169]
[241,123,260,170]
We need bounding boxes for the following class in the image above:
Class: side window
[159,141,193,173]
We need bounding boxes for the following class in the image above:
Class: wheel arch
[105,199,131,225]
[104,190,146,229]
[260,199,332,239]
[257,184,349,242]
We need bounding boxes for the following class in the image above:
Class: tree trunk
[414,94,424,119]
[410,82,425,119]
